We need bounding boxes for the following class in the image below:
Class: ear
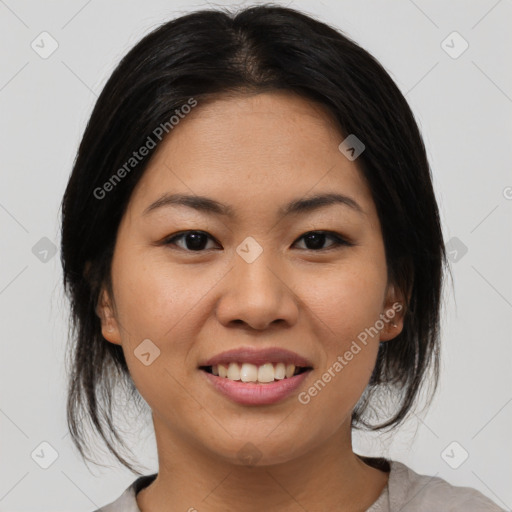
[96,287,122,345]
[379,282,407,342]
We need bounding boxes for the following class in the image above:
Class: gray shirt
[95,460,505,511]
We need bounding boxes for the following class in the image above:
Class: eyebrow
[143,192,365,218]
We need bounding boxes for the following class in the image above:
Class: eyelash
[162,230,353,252]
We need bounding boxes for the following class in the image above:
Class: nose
[215,252,299,331]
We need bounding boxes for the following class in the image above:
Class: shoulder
[91,473,157,512]
[377,460,505,512]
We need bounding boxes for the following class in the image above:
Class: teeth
[257,363,275,383]
[210,362,304,383]
[240,363,258,382]
[227,362,241,380]
[274,362,286,380]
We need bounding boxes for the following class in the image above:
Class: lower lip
[200,369,311,405]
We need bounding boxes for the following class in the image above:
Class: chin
[203,430,313,468]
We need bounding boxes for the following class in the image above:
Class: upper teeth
[211,362,298,382]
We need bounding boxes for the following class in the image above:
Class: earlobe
[96,288,122,345]
[379,283,407,342]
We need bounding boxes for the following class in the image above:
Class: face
[97,91,404,466]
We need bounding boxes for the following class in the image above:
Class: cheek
[112,259,196,410]
[110,252,213,394]
[297,261,386,407]
[112,253,201,338]
[303,264,387,345]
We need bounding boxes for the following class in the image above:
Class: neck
[136,415,389,512]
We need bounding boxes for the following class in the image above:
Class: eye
[293,231,352,251]
[163,230,352,252]
[163,231,220,251]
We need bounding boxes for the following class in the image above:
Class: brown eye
[163,230,352,253]
[164,231,219,251]
[293,231,352,251]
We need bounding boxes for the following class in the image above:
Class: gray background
[0,0,511,510]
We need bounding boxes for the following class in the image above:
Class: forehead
[171,91,344,158]
[127,92,376,221]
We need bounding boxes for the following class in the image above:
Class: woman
[60,4,504,511]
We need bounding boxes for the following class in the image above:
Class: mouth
[197,347,314,404]
[198,346,314,384]
[199,362,312,384]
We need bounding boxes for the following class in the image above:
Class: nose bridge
[216,237,299,329]
[236,246,280,297]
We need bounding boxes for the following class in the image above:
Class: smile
[199,364,313,406]
[200,369,312,405]
[200,362,311,383]
[198,346,314,405]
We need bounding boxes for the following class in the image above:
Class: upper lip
[199,347,314,368]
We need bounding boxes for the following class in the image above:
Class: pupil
[186,233,207,250]
[305,232,325,250]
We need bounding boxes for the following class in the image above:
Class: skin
[97,91,405,511]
